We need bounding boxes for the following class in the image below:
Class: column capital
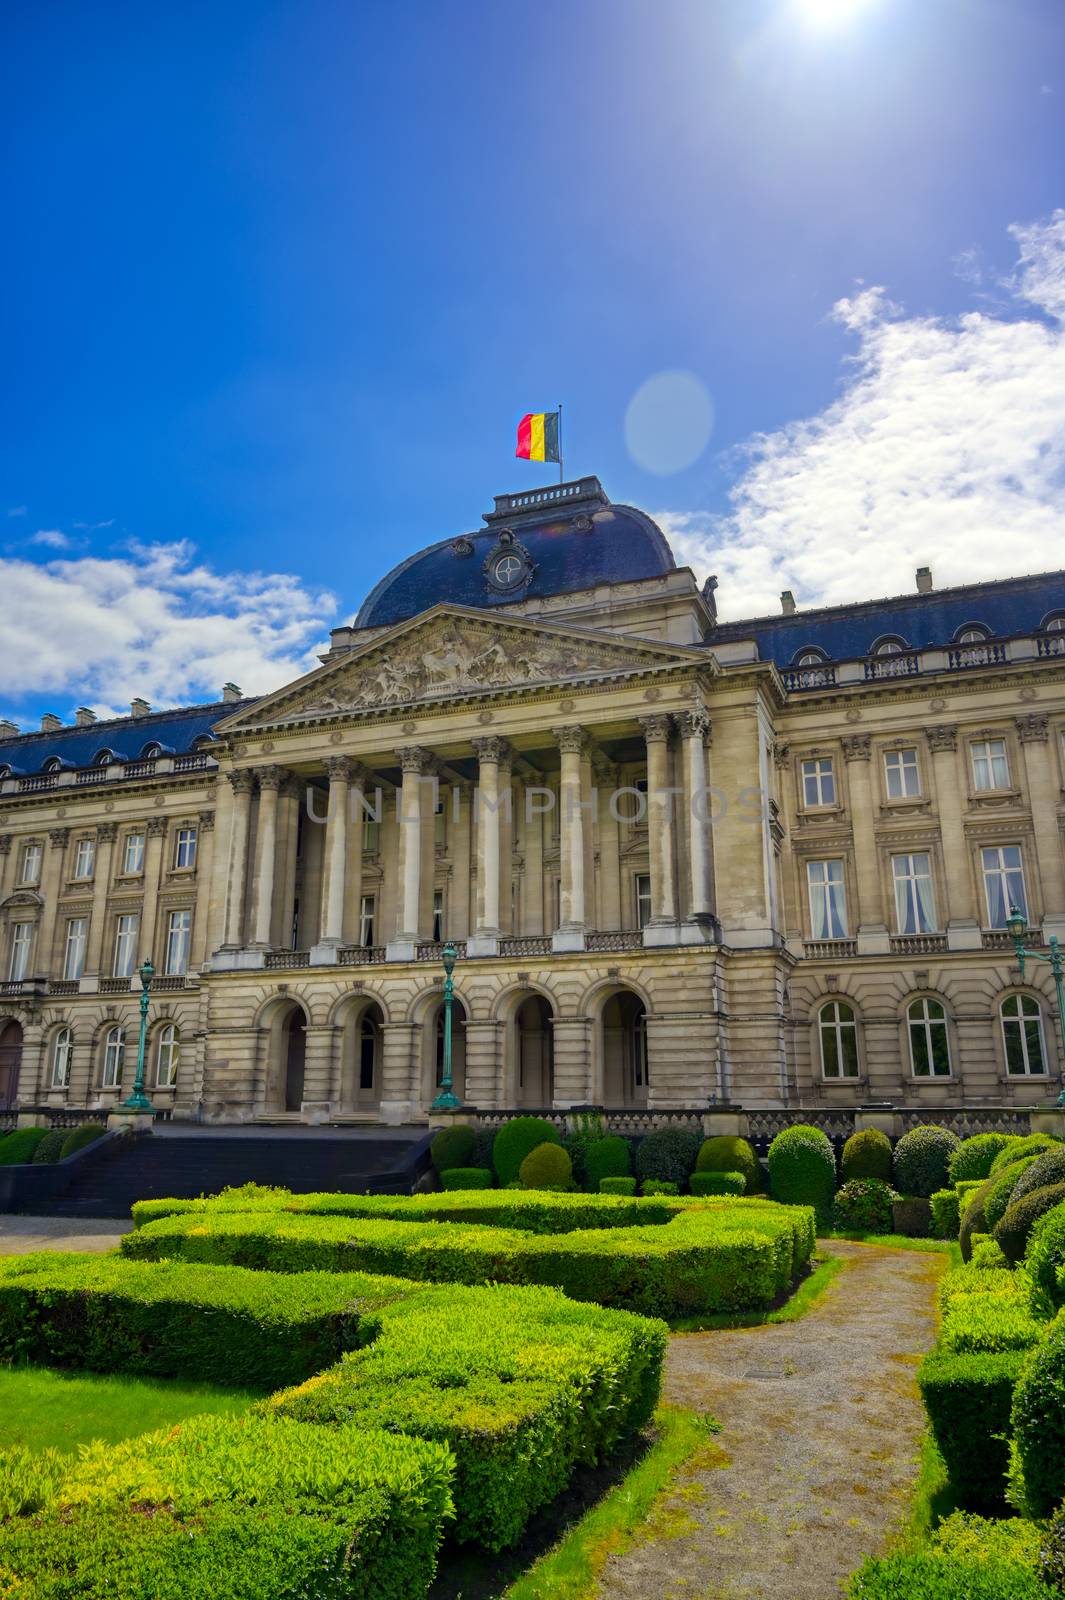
[841,733,872,762]
[198,809,217,832]
[0,834,11,856]
[256,765,286,791]
[48,827,69,847]
[471,735,510,764]
[772,741,791,770]
[278,773,302,800]
[146,816,169,838]
[1016,712,1050,744]
[553,725,588,755]
[395,745,431,774]
[325,755,351,782]
[96,822,118,843]
[229,769,255,796]
[680,709,711,742]
[927,724,958,753]
[639,713,673,744]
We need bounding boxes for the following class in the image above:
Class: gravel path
[0,1216,131,1255]
[600,1241,945,1600]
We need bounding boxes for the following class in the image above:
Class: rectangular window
[635,872,652,929]
[807,859,848,939]
[112,913,140,978]
[362,816,379,852]
[359,894,376,948]
[432,889,444,942]
[982,845,1028,928]
[164,909,191,976]
[972,738,1011,792]
[173,827,197,869]
[123,833,145,874]
[801,757,836,808]
[72,838,95,880]
[433,794,446,848]
[51,1029,72,1089]
[892,853,937,934]
[9,923,31,981]
[18,842,41,884]
[63,917,87,980]
[884,747,920,799]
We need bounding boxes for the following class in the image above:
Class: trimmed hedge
[955,1180,984,1212]
[519,1142,573,1191]
[1025,1201,1065,1317]
[600,1176,636,1195]
[959,1159,1036,1262]
[768,1124,836,1224]
[642,1179,677,1196]
[948,1134,1015,1185]
[970,1237,1010,1269]
[993,1180,1065,1265]
[1012,1308,1065,1516]
[441,1168,492,1190]
[832,1178,894,1234]
[30,1128,68,1164]
[938,1266,1044,1356]
[265,1280,665,1550]
[696,1135,760,1193]
[989,1133,1059,1175]
[892,1125,960,1199]
[0,1412,453,1600]
[585,1135,631,1187]
[918,1349,1029,1510]
[492,1116,561,1186]
[430,1123,477,1174]
[0,1128,46,1165]
[930,1189,960,1240]
[635,1126,701,1186]
[840,1128,892,1184]
[58,1122,105,1160]
[690,1170,745,1197]
[849,1513,1045,1599]
[124,1196,815,1318]
[1009,1144,1065,1208]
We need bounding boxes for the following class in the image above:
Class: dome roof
[354,477,676,629]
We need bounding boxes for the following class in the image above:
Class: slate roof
[709,570,1065,668]
[0,700,256,776]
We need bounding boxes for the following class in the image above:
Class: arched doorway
[601,990,648,1106]
[430,997,467,1105]
[0,1020,22,1110]
[339,1000,384,1111]
[282,1009,306,1112]
[515,994,553,1107]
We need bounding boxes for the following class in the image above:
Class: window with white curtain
[102,1025,125,1087]
[818,1000,860,1079]
[73,838,95,880]
[165,909,191,976]
[1001,995,1047,1076]
[972,739,1010,792]
[123,832,145,874]
[63,918,87,980]
[806,859,847,939]
[635,873,652,929]
[982,845,1028,928]
[359,894,376,947]
[432,889,444,941]
[801,757,836,808]
[892,853,937,934]
[8,923,31,981]
[884,748,920,799]
[112,913,140,978]
[908,998,951,1077]
[173,827,197,869]
[155,1023,180,1087]
[18,842,41,884]
[51,1027,72,1088]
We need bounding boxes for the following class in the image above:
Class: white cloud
[0,541,336,715]
[658,209,1065,620]
[6,506,27,519]
[29,529,71,550]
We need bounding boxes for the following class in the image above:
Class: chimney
[130,698,151,718]
[75,707,97,727]
[916,566,933,594]
[780,590,797,616]
[40,713,62,733]
[0,720,18,737]
[222,682,242,704]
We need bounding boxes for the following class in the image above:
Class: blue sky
[2,0,1065,722]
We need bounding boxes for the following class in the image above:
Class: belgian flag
[516,411,560,464]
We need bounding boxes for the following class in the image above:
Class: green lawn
[0,1365,254,1454]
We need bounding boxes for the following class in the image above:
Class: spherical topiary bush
[696,1135,760,1194]
[767,1124,836,1224]
[690,1170,745,1197]
[492,1116,561,1186]
[30,1128,68,1164]
[1009,1145,1065,1209]
[989,1133,1059,1175]
[635,1126,701,1187]
[840,1128,893,1184]
[58,1123,104,1160]
[985,1157,1040,1230]
[993,1182,1065,1265]
[832,1178,894,1234]
[430,1123,477,1175]
[1026,1203,1065,1317]
[584,1135,631,1188]
[892,1125,960,1199]
[519,1141,574,1191]
[1011,1311,1065,1516]
[948,1133,1014,1185]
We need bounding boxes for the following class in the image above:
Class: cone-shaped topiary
[30,1128,67,1164]
[696,1135,759,1194]
[948,1133,1014,1185]
[1009,1145,1065,1209]
[430,1123,477,1175]
[892,1125,960,1199]
[840,1128,892,1183]
[635,1127,701,1187]
[993,1181,1065,1265]
[492,1117,561,1186]
[584,1136,631,1188]
[518,1141,573,1191]
[767,1124,836,1225]
[58,1124,105,1161]
[989,1133,1059,1175]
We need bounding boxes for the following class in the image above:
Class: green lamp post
[1006,906,1065,1107]
[122,957,155,1114]
[431,941,462,1112]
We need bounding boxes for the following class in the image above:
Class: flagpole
[558,403,563,485]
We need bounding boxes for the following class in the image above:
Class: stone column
[221,771,254,950]
[82,823,117,984]
[342,765,367,951]
[470,737,507,955]
[499,748,514,936]
[141,817,168,965]
[522,779,545,934]
[842,734,889,954]
[595,759,622,931]
[553,726,588,951]
[681,709,716,936]
[313,756,350,959]
[0,836,13,903]
[552,1016,592,1106]
[463,1018,503,1106]
[34,828,68,978]
[192,810,216,968]
[450,785,473,938]
[1017,714,1065,935]
[641,714,679,945]
[300,1023,338,1121]
[927,725,980,949]
[389,746,429,959]
[379,1020,419,1122]
[250,767,284,948]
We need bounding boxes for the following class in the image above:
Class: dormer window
[140,742,162,760]
[94,749,113,766]
[1043,614,1065,633]
[955,625,989,644]
[43,757,62,773]
[795,650,826,667]
[872,637,906,657]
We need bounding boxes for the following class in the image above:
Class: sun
[797,0,878,24]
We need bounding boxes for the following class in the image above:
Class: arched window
[873,638,905,657]
[102,1025,125,1088]
[1042,614,1065,633]
[51,1026,73,1089]
[955,626,989,644]
[908,998,951,1078]
[818,1000,859,1079]
[1001,995,1047,1077]
[795,649,826,667]
[94,749,114,766]
[140,742,162,760]
[43,757,63,773]
[359,1014,379,1093]
[155,1023,179,1087]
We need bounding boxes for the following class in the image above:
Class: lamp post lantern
[431,941,462,1111]
[1006,907,1065,1107]
[122,957,155,1113]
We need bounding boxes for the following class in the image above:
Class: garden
[2,1112,1065,1596]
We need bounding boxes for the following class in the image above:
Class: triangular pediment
[222,604,707,731]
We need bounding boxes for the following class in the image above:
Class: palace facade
[1,475,1065,1123]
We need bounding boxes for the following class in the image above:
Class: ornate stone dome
[354,476,676,629]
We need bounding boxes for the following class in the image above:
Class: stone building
[1,475,1064,1123]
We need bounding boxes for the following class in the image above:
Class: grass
[0,1365,254,1454]
[670,1250,843,1332]
[833,1232,962,1264]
